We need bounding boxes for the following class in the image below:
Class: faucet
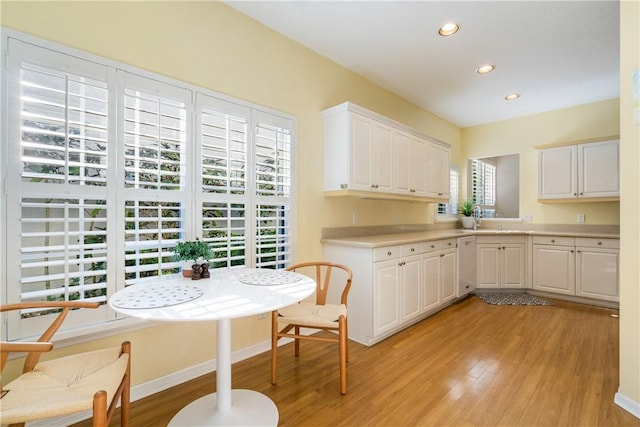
[473,205,482,220]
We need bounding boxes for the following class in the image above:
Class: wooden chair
[0,301,131,427]
[271,262,353,394]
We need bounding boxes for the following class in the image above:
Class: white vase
[460,216,476,229]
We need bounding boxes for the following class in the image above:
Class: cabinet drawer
[532,236,575,246]
[575,237,619,249]
[401,242,426,256]
[373,246,402,262]
[424,238,456,253]
[477,235,525,245]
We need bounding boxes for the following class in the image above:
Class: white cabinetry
[422,240,456,312]
[425,142,450,199]
[477,235,525,289]
[324,238,456,346]
[323,102,450,201]
[532,236,619,302]
[532,236,576,295]
[394,131,427,196]
[538,139,619,200]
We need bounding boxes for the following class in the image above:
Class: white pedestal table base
[168,389,278,426]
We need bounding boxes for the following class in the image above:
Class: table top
[108,268,316,321]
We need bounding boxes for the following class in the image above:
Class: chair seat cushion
[0,346,128,425]
[277,302,347,328]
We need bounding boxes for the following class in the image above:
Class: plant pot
[182,269,192,278]
[461,216,476,229]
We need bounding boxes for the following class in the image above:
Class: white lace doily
[238,270,303,286]
[111,283,204,309]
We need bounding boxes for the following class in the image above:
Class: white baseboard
[27,333,309,426]
[614,391,640,420]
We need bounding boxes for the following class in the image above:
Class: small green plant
[173,239,213,264]
[459,200,474,217]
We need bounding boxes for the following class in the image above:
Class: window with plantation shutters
[3,32,296,340]
[470,158,496,218]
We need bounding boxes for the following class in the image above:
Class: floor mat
[475,292,553,306]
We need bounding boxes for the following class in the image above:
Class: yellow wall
[618,0,640,410]
[462,98,620,225]
[2,1,637,413]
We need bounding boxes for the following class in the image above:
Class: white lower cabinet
[324,238,456,346]
[532,236,619,302]
[476,236,525,289]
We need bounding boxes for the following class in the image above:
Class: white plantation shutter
[118,72,190,284]
[437,169,459,216]
[3,32,296,339]
[471,159,496,217]
[253,112,293,269]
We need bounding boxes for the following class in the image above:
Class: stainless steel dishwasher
[457,236,477,297]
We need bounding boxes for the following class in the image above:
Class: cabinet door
[373,121,394,192]
[409,136,427,195]
[538,145,577,199]
[501,244,525,288]
[349,113,374,191]
[578,139,619,198]
[477,244,500,289]
[440,250,456,302]
[401,255,422,321]
[438,146,450,199]
[393,130,411,194]
[422,253,440,311]
[576,248,619,301]
[532,245,575,294]
[373,260,401,336]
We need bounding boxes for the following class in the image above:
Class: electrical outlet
[577,213,585,223]
[523,213,532,222]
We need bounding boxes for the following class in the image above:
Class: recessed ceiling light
[439,23,459,36]
[505,93,520,101]
[476,65,495,74]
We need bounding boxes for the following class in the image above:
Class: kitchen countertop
[321,228,620,248]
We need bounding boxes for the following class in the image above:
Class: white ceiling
[225,1,620,128]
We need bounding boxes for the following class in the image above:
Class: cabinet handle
[440,254,444,257]
[551,239,555,243]
[576,250,580,253]
[502,246,506,250]
[398,261,406,266]
[597,241,602,245]
[580,192,583,195]
[573,193,577,196]
[448,242,452,246]
[411,248,415,252]
[410,189,416,193]
[387,251,392,256]
[431,244,435,248]
[465,285,470,289]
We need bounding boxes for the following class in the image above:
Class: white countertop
[321,228,620,248]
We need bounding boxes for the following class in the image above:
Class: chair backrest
[285,262,353,306]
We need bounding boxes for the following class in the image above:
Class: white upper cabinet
[538,139,619,200]
[323,102,450,201]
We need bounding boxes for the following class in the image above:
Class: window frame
[1,29,297,343]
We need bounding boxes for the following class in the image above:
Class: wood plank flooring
[74,297,640,426]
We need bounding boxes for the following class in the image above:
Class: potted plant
[459,199,476,229]
[173,239,213,280]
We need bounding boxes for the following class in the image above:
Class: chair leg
[121,341,131,427]
[294,326,300,357]
[339,316,347,395]
[93,390,108,427]
[271,310,278,385]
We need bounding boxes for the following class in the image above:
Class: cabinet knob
[440,254,444,257]
[573,193,577,196]
[571,250,575,253]
[465,285,470,289]
[551,239,555,243]
[411,248,415,252]
[580,192,583,195]
[410,189,416,193]
[431,244,435,248]
[448,242,452,246]
[597,241,602,245]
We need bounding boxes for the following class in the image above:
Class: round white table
[108,267,315,426]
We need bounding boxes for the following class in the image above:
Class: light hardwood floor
[74,296,639,426]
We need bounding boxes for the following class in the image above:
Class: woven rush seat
[277,302,347,328]
[1,347,129,425]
